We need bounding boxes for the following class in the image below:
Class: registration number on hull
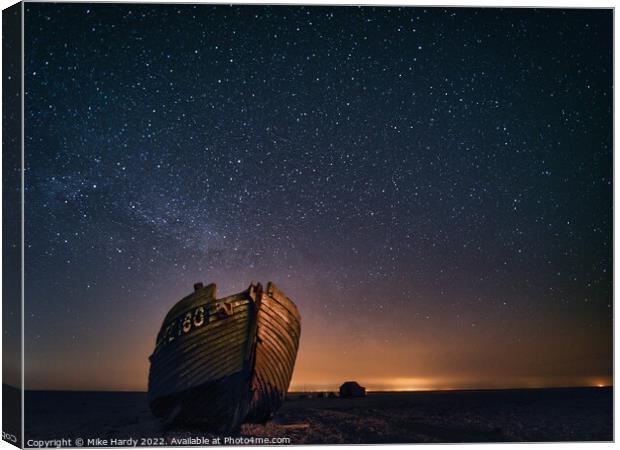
[155,301,235,351]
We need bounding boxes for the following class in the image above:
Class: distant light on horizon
[289,376,614,393]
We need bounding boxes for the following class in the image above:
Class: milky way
[23,4,612,390]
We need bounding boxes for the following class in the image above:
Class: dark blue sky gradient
[24,4,612,391]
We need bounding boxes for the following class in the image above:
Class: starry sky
[23,4,612,391]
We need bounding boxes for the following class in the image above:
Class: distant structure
[339,381,366,398]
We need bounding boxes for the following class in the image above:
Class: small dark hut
[339,381,366,398]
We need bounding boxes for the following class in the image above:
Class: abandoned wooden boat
[147,281,301,432]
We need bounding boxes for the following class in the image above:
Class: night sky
[23,4,612,391]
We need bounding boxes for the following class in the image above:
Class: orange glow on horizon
[288,375,614,393]
[24,283,613,393]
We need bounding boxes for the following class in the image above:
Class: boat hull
[148,285,258,432]
[150,371,252,432]
[147,282,301,431]
[247,283,302,423]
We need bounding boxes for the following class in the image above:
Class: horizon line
[9,384,612,394]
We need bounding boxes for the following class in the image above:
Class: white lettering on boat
[155,302,235,350]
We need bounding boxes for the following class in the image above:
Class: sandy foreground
[19,387,612,446]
